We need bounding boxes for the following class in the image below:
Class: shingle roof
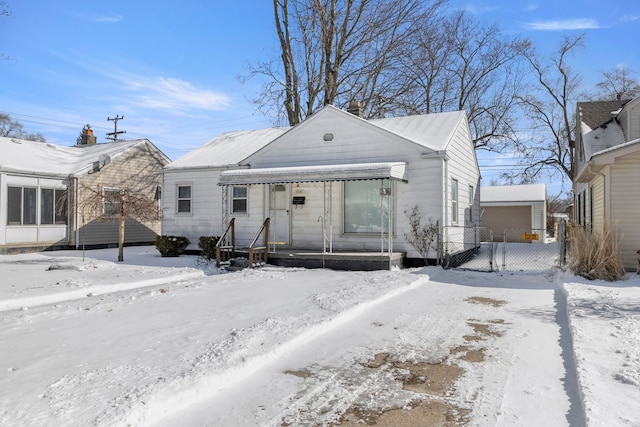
[0,137,159,177]
[577,99,630,130]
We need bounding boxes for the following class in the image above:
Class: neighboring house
[480,184,547,243]
[0,132,169,254]
[574,97,640,270]
[161,104,481,267]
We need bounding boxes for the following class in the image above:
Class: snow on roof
[481,184,546,203]
[370,110,465,151]
[218,162,407,185]
[164,108,467,171]
[0,137,150,177]
[581,120,626,161]
[164,128,289,170]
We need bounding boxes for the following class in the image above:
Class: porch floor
[236,249,405,271]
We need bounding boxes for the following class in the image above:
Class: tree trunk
[118,209,125,262]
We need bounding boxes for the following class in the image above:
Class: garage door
[481,206,531,242]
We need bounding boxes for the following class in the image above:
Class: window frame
[343,179,393,234]
[7,186,38,226]
[231,186,248,214]
[451,178,459,223]
[176,184,192,214]
[102,187,122,217]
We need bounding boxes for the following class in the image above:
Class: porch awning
[218,162,407,185]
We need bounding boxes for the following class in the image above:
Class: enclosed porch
[215,162,407,270]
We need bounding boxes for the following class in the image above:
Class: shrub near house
[155,236,190,257]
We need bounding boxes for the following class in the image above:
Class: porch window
[41,188,68,225]
[177,185,192,213]
[344,179,390,233]
[7,186,36,225]
[232,186,247,214]
[451,178,458,223]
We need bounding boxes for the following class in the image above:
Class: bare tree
[509,35,584,184]
[592,65,640,101]
[0,113,46,142]
[244,0,444,126]
[79,184,160,262]
[246,1,528,155]
[392,10,530,151]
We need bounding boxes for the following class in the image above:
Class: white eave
[218,162,408,186]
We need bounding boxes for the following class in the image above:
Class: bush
[155,235,190,257]
[568,225,626,281]
[404,205,439,259]
[198,236,220,261]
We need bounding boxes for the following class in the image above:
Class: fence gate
[439,224,567,272]
[497,227,566,272]
[440,226,498,272]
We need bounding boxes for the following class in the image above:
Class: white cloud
[523,4,539,12]
[95,14,123,24]
[620,14,640,23]
[123,76,231,113]
[460,3,500,15]
[523,18,602,31]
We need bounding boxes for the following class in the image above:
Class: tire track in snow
[118,275,430,426]
[0,270,205,312]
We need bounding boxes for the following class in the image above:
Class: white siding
[162,169,225,249]
[162,108,479,259]
[609,151,640,270]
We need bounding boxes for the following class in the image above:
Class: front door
[269,184,290,246]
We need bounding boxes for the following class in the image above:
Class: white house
[480,184,547,243]
[574,97,640,271]
[0,135,169,253]
[161,104,481,268]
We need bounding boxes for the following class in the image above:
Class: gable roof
[164,128,289,170]
[0,137,166,177]
[369,110,466,151]
[577,99,630,131]
[166,105,470,172]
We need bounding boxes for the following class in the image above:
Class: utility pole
[106,115,126,142]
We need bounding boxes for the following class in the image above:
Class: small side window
[177,185,192,213]
[232,186,247,214]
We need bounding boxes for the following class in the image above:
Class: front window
[232,186,248,213]
[344,180,390,233]
[451,178,458,223]
[7,186,36,225]
[177,185,192,213]
[41,189,55,224]
[7,186,22,225]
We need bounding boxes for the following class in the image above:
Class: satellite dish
[98,154,111,168]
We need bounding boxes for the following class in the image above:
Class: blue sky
[1,0,639,193]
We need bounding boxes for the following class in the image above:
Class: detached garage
[480,184,547,243]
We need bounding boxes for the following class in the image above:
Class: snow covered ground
[0,246,638,426]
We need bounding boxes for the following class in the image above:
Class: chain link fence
[439,224,568,272]
[440,226,498,271]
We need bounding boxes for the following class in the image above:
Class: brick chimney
[78,124,97,145]
[347,101,362,117]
